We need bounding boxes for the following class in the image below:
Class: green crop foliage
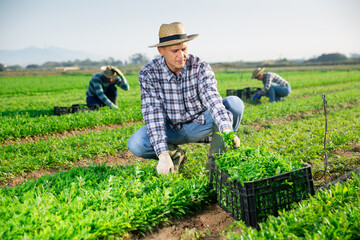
[0,69,359,238]
[0,163,213,239]
[0,122,144,182]
[0,74,142,141]
[215,146,302,186]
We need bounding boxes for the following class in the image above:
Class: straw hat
[101,65,118,79]
[149,22,199,48]
[251,67,265,79]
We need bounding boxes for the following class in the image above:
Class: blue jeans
[264,84,291,103]
[127,96,245,159]
[86,85,118,107]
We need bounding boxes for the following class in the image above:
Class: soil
[130,204,236,240]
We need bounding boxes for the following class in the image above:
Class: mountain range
[0,47,106,66]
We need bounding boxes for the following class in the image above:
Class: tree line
[1,52,359,72]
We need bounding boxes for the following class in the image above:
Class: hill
[0,47,105,66]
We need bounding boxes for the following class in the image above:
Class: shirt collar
[160,56,187,82]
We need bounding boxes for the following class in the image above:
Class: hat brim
[148,34,199,48]
[101,66,117,79]
[251,68,265,79]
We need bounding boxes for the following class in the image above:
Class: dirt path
[133,204,236,240]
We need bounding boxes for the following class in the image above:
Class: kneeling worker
[86,65,129,109]
[252,67,291,103]
[127,22,245,175]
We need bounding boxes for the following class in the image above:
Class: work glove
[223,129,240,149]
[157,151,174,175]
[252,93,262,100]
[110,104,119,110]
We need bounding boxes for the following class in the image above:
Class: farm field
[0,66,360,239]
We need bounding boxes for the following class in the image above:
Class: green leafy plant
[215,146,302,185]
[219,131,238,149]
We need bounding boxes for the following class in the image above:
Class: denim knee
[127,135,142,157]
[223,96,245,130]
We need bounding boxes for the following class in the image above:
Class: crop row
[1,75,359,142]
[0,106,142,141]
[1,101,358,187]
[0,163,212,239]
[241,102,360,185]
[0,122,143,182]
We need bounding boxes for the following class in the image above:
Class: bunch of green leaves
[215,146,302,186]
[219,131,238,149]
[222,172,360,240]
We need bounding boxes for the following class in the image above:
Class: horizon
[0,46,360,67]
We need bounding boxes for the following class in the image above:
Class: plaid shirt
[139,54,233,156]
[260,72,290,95]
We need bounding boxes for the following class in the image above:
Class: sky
[0,0,359,63]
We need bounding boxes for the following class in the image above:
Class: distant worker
[127,22,244,175]
[251,67,291,103]
[86,65,129,109]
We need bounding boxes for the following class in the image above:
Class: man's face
[256,73,264,80]
[105,76,117,83]
[158,42,188,75]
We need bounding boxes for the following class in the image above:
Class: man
[127,22,244,175]
[86,65,129,109]
[251,67,291,103]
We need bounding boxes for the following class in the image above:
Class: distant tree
[43,61,62,68]
[0,63,4,72]
[7,65,22,71]
[129,53,149,66]
[309,53,347,62]
[26,64,40,69]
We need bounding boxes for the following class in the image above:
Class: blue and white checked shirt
[139,54,233,156]
[259,72,290,95]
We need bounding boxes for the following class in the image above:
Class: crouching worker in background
[86,65,130,109]
[127,22,245,175]
[252,67,291,103]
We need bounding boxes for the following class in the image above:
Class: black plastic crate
[54,106,71,116]
[227,87,261,100]
[71,104,99,113]
[210,162,315,228]
[54,104,99,116]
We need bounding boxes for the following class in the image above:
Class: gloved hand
[252,93,262,100]
[223,129,240,149]
[110,104,119,110]
[157,151,174,175]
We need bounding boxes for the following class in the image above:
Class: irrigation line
[318,166,360,191]
[313,93,333,182]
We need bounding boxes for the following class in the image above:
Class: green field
[0,68,359,239]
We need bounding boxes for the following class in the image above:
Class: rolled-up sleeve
[198,64,233,132]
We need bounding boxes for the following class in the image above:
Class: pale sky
[0,0,359,63]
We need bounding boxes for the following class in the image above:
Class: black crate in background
[54,106,71,116]
[226,88,261,100]
[210,162,315,228]
[54,104,99,116]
